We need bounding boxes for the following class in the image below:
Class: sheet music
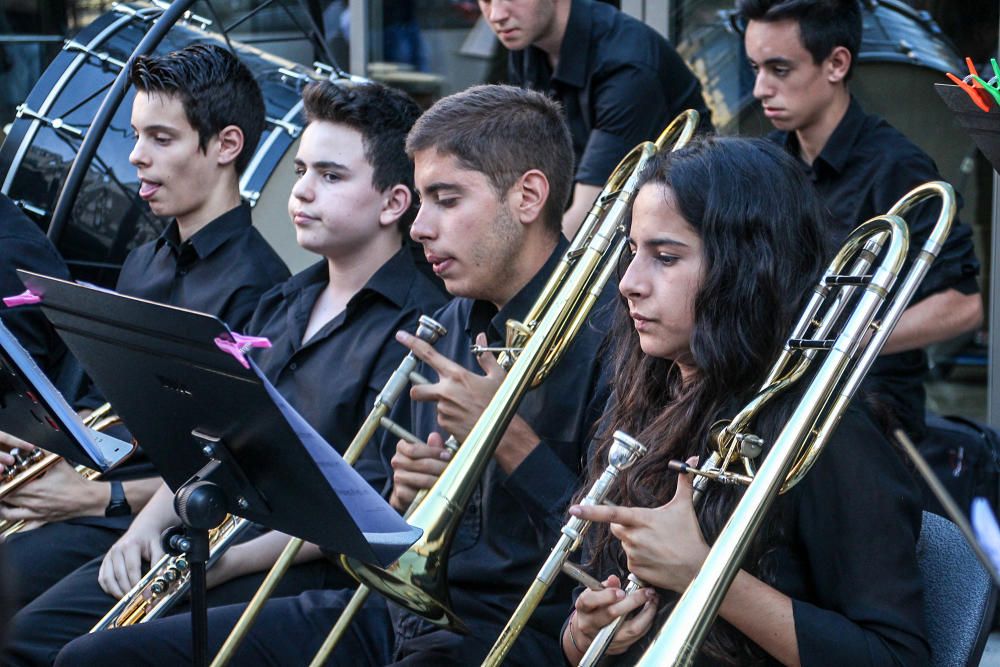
[255,360,421,553]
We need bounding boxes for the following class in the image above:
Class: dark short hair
[736,0,862,80]
[129,43,265,173]
[302,80,422,231]
[406,84,573,235]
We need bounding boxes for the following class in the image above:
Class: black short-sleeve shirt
[770,97,981,439]
[358,238,612,662]
[246,247,447,451]
[115,203,290,332]
[509,0,712,187]
[0,195,72,379]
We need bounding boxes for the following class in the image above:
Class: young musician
[563,137,928,665]
[8,79,446,667]
[481,0,712,236]
[58,84,610,665]
[0,43,291,611]
[739,0,981,441]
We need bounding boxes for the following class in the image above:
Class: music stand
[0,318,133,472]
[19,270,421,666]
[935,83,1000,173]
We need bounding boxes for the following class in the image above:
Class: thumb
[671,455,700,504]
[426,431,444,449]
[474,333,504,377]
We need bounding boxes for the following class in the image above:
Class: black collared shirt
[115,203,290,332]
[247,247,446,452]
[509,0,712,187]
[360,238,612,656]
[0,195,72,380]
[770,97,981,439]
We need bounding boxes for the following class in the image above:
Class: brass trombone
[210,315,450,667]
[319,109,699,659]
[620,181,955,666]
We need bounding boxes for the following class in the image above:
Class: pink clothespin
[2,289,42,308]
[213,333,272,369]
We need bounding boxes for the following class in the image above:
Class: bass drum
[679,0,977,225]
[0,2,326,285]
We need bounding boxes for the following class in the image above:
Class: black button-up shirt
[115,203,290,332]
[247,247,447,453]
[360,239,612,660]
[509,0,712,187]
[770,97,981,439]
[0,195,73,380]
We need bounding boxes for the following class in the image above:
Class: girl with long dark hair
[562,136,928,666]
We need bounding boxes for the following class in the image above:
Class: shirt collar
[466,236,569,340]
[779,96,865,177]
[551,0,592,88]
[154,203,252,259]
[282,245,413,310]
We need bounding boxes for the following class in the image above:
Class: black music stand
[0,318,133,471]
[19,270,421,667]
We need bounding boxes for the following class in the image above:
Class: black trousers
[6,516,132,610]
[56,588,563,666]
[6,552,351,667]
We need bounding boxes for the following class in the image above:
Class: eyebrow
[134,124,180,135]
[293,158,349,171]
[628,236,691,249]
[754,56,795,68]
[420,182,463,197]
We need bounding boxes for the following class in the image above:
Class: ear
[215,124,245,168]
[378,184,413,228]
[825,45,851,84]
[511,169,549,227]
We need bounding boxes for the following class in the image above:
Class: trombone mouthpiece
[415,316,447,344]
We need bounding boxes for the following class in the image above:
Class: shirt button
[288,362,298,371]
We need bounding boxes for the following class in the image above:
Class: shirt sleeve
[575,65,671,186]
[869,146,980,301]
[790,408,930,667]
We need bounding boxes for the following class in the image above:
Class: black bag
[917,413,1000,519]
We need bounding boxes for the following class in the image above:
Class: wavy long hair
[582,136,830,664]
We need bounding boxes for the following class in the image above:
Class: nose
[618,253,648,301]
[409,202,435,244]
[752,69,772,101]
[484,1,508,24]
[290,171,313,203]
[129,136,147,168]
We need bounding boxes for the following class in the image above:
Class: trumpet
[625,181,954,666]
[211,315,451,667]
[0,402,118,537]
[327,110,700,649]
[91,515,251,631]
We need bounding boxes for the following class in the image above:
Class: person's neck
[538,0,572,69]
[794,89,850,166]
[323,232,402,305]
[490,232,559,310]
[175,178,242,242]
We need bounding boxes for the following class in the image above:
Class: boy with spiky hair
[0,42,289,616]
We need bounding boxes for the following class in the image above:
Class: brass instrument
[210,315,450,667]
[91,515,251,631]
[327,110,700,647]
[629,181,955,666]
[481,431,646,666]
[0,402,116,537]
